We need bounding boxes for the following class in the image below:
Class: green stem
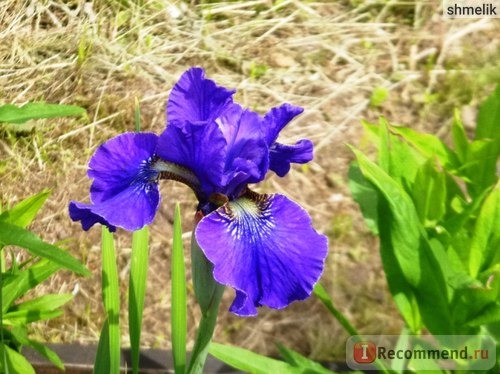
[186,235,224,374]
[0,246,8,374]
[314,284,391,374]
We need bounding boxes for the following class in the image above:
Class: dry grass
[1,0,499,363]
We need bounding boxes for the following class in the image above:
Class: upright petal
[263,103,304,144]
[216,104,269,195]
[157,120,226,198]
[195,193,328,316]
[89,133,159,203]
[269,139,314,177]
[167,67,235,125]
[262,103,313,176]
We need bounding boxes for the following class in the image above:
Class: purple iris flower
[159,68,328,316]
[70,67,328,316]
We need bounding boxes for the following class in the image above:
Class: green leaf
[7,327,64,370]
[476,85,500,140]
[0,222,90,276]
[389,126,459,170]
[23,340,64,370]
[0,190,50,228]
[171,204,187,374]
[2,309,62,326]
[463,138,499,197]
[451,109,469,162]
[94,318,111,374]
[351,147,452,334]
[362,120,426,190]
[0,103,85,124]
[469,182,500,277]
[99,227,120,374]
[313,284,359,337]
[277,344,333,374]
[412,160,447,225]
[466,304,500,327]
[348,163,379,234]
[1,343,35,374]
[378,117,391,173]
[129,226,149,374]
[10,293,73,313]
[209,343,298,374]
[1,259,61,313]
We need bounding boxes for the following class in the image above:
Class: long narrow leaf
[209,343,297,374]
[171,203,187,374]
[94,318,111,374]
[0,103,85,124]
[0,190,50,228]
[9,327,64,371]
[9,293,73,313]
[97,227,121,374]
[129,226,149,374]
[0,222,90,276]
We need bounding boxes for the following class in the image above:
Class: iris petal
[195,193,328,316]
[157,121,226,198]
[216,104,269,195]
[263,103,304,144]
[167,67,235,125]
[89,133,159,203]
[70,132,160,231]
[269,139,314,177]
[68,202,116,232]
[70,182,159,231]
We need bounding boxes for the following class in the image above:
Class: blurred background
[0,0,499,362]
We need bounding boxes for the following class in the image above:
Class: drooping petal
[263,103,304,144]
[68,201,116,232]
[70,132,161,231]
[216,104,269,195]
[269,139,314,177]
[167,67,235,125]
[195,193,328,316]
[157,120,226,198]
[70,182,160,231]
[89,133,159,203]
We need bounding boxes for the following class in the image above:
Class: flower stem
[187,234,224,374]
[314,283,391,374]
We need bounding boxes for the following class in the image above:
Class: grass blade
[129,226,149,374]
[96,227,121,374]
[171,203,187,374]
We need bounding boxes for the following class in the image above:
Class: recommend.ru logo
[346,335,496,371]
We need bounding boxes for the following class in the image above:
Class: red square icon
[353,341,376,363]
